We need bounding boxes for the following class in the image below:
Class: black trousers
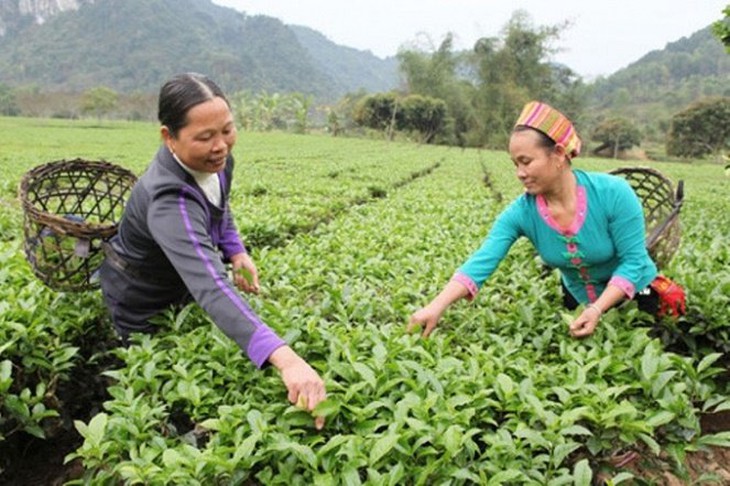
[561,281,660,316]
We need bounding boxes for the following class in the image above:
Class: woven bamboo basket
[19,159,137,292]
[609,167,684,269]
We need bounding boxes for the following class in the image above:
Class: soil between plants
[0,429,85,486]
[0,330,119,486]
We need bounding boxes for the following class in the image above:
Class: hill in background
[0,0,726,136]
[588,26,729,135]
[0,0,399,99]
[290,25,399,95]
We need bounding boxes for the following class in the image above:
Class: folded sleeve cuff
[452,272,479,301]
[609,275,636,299]
[247,326,287,369]
[221,240,247,261]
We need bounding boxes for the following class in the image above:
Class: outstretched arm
[148,188,283,367]
[408,199,524,337]
[408,279,471,337]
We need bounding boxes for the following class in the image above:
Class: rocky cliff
[0,0,94,35]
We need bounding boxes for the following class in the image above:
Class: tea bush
[1,117,730,483]
[73,145,730,483]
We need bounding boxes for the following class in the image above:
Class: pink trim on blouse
[536,185,587,236]
[537,183,598,302]
[609,276,636,299]
[585,285,598,302]
[452,272,478,301]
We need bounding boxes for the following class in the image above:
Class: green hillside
[0,0,397,99]
[588,27,729,130]
[290,25,399,94]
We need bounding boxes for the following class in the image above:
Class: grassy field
[1,116,730,484]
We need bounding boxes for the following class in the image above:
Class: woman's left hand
[231,253,260,294]
[569,308,601,338]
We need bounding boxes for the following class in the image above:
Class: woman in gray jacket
[99,73,326,428]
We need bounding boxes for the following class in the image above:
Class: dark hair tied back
[158,73,229,137]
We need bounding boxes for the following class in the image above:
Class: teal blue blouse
[454,170,657,304]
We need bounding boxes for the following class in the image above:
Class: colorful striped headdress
[514,101,581,159]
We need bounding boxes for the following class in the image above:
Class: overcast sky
[211,0,727,79]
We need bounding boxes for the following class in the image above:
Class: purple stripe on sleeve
[178,188,284,366]
[218,169,226,193]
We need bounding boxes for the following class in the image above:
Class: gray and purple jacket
[99,145,285,367]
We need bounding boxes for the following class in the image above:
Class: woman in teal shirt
[409,101,658,338]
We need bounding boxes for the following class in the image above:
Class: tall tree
[398,34,475,146]
[591,117,642,158]
[80,86,118,120]
[666,97,730,160]
[469,11,578,148]
[398,34,459,98]
[394,10,585,148]
[713,5,730,52]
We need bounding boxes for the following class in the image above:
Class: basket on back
[609,167,684,269]
[19,159,137,292]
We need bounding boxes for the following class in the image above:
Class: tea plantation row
[1,117,729,483]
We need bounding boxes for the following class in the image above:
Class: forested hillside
[0,0,398,98]
[369,15,728,153]
[0,0,726,156]
[291,25,399,95]
[588,27,729,131]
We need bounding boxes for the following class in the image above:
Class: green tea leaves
[572,459,593,486]
[5,130,730,482]
[369,433,399,465]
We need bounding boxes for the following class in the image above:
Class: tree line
[1,8,728,161]
[342,10,730,160]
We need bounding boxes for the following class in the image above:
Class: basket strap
[102,242,182,286]
[102,242,141,279]
[646,210,679,249]
[645,179,684,249]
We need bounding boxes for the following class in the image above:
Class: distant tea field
[1,116,729,483]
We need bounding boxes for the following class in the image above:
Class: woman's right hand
[230,252,260,295]
[407,280,471,338]
[268,346,327,430]
[407,303,444,338]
